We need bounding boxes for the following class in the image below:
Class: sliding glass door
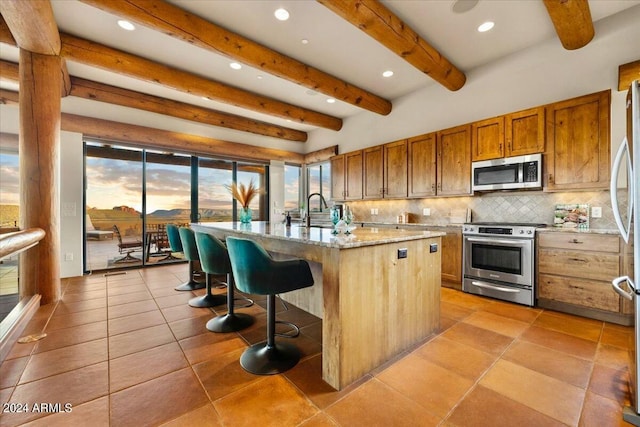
[0,136,20,324]
[85,142,275,271]
[85,143,143,271]
[144,151,192,265]
[198,158,233,222]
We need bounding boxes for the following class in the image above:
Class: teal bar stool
[226,236,314,375]
[168,225,205,292]
[194,232,255,332]
[178,227,222,305]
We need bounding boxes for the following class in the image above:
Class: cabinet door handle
[569,258,588,263]
[548,174,554,184]
[431,183,436,192]
[570,239,583,244]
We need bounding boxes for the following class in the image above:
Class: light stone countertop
[191,221,445,249]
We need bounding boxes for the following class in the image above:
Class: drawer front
[538,249,619,281]
[538,233,619,253]
[538,274,621,312]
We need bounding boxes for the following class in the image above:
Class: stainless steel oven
[462,223,544,306]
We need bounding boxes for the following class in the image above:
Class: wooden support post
[19,49,61,304]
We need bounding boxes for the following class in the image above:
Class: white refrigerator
[611,79,639,425]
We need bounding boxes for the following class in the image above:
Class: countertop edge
[191,222,445,249]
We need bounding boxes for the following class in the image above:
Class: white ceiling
[1,0,639,151]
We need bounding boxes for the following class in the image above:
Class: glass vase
[239,207,252,223]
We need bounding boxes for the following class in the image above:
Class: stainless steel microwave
[472,153,542,192]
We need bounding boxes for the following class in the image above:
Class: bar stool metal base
[189,293,226,308]
[175,280,205,291]
[240,342,300,375]
[206,313,254,332]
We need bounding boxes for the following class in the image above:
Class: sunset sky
[1,148,323,214]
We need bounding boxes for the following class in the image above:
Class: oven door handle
[470,281,521,293]
[465,237,529,246]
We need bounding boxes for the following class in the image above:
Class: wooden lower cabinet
[537,232,630,325]
[440,229,462,288]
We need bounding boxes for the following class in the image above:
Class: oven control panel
[462,223,543,238]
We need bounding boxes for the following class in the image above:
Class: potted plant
[225,179,260,223]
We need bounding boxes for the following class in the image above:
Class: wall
[59,131,85,278]
[306,5,639,163]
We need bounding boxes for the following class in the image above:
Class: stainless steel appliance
[462,222,545,306]
[611,79,639,425]
[472,153,542,192]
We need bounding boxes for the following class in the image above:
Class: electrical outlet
[65,253,74,261]
[397,248,408,259]
[371,208,378,215]
[592,206,602,218]
[430,243,438,253]
[423,208,431,216]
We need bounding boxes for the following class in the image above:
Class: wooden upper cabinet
[505,107,545,157]
[408,133,437,198]
[363,145,384,199]
[471,116,504,161]
[330,150,363,201]
[545,90,611,191]
[344,150,363,200]
[362,140,408,199]
[437,124,472,196]
[383,139,408,198]
[330,154,346,201]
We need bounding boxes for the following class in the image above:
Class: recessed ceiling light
[382,70,394,78]
[477,21,495,33]
[274,8,290,21]
[451,0,478,14]
[327,98,336,104]
[301,39,309,45]
[230,62,242,70]
[117,20,135,31]
[257,75,263,79]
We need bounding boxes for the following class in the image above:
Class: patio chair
[112,225,143,263]
[154,223,180,261]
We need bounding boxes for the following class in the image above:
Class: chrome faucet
[306,192,328,227]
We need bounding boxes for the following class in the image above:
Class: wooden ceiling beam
[70,77,308,142]
[0,59,18,82]
[0,16,16,45]
[1,59,72,98]
[1,89,305,161]
[1,57,306,141]
[0,88,18,105]
[304,145,339,164]
[79,0,392,116]
[317,0,465,91]
[0,0,60,55]
[60,33,343,131]
[61,113,305,164]
[543,0,594,50]
[618,59,640,91]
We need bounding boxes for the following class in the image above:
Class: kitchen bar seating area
[0,260,632,426]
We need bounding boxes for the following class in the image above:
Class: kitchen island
[191,221,443,390]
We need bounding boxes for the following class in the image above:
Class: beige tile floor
[0,263,635,426]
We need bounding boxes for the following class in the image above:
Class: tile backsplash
[347,190,626,230]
